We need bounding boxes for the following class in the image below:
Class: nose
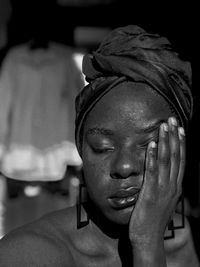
[110,148,144,180]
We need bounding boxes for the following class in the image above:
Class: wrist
[132,240,167,267]
[130,231,164,248]
[132,236,164,253]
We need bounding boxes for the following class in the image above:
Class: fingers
[143,140,159,200]
[168,117,180,186]
[177,127,186,187]
[145,141,158,187]
[158,122,170,186]
[167,118,185,194]
[145,116,186,195]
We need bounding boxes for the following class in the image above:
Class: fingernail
[150,141,157,148]
[169,117,177,126]
[162,123,168,132]
[178,127,185,138]
[160,123,168,137]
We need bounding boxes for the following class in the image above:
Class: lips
[108,187,140,209]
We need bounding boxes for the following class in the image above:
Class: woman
[0,25,199,266]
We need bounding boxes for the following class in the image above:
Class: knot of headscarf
[75,25,193,155]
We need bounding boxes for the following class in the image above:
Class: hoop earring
[76,183,90,229]
[164,193,185,240]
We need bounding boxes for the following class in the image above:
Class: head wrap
[75,25,193,155]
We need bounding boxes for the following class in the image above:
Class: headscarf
[75,25,193,155]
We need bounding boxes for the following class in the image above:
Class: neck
[83,199,129,240]
[83,199,134,265]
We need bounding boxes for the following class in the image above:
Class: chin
[105,205,134,225]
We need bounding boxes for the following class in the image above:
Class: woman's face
[82,82,174,225]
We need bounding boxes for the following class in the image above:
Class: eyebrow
[86,120,166,137]
[86,127,114,136]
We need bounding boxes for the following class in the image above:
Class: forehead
[84,81,173,132]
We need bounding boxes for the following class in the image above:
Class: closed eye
[92,147,114,154]
[137,132,159,149]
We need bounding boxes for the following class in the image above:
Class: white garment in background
[0,175,6,238]
[0,43,83,181]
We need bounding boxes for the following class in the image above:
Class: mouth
[108,187,140,210]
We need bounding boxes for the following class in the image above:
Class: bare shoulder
[0,206,115,266]
[0,206,77,267]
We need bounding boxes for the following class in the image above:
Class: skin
[82,81,188,266]
[0,81,199,267]
[82,81,180,224]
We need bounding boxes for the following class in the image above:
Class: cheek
[81,155,113,212]
[82,145,109,177]
[82,155,108,195]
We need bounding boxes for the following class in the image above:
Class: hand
[129,117,186,247]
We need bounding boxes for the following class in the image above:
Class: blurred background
[0,0,199,251]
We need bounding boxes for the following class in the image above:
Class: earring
[76,183,90,229]
[164,193,185,240]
